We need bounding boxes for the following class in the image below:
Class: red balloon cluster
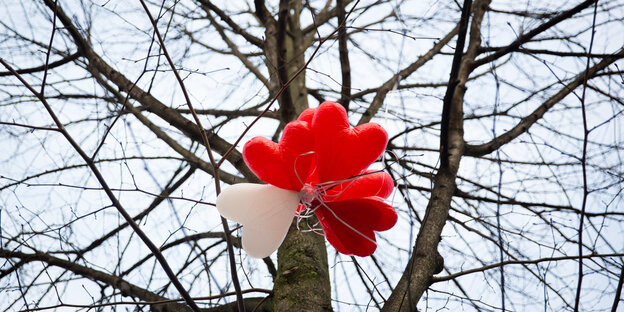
[243,101,397,256]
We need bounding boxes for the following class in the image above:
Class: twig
[20,288,271,312]
[431,253,624,282]
[138,1,243,310]
[337,0,351,110]
[575,1,599,311]
[472,0,598,68]
[214,0,363,168]
[0,52,79,77]
[0,55,202,312]
[612,261,624,312]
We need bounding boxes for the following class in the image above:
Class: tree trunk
[259,0,332,310]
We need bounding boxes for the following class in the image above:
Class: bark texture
[256,1,331,310]
[273,223,332,312]
[382,0,490,310]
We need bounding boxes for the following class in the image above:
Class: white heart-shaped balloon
[216,183,300,258]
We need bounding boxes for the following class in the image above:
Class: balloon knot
[295,183,325,235]
[299,183,317,206]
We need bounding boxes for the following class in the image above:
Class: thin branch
[464,47,624,157]
[478,46,617,58]
[337,0,351,111]
[431,253,624,283]
[195,0,264,48]
[357,25,459,125]
[575,2,599,310]
[0,52,79,77]
[23,291,271,312]
[203,10,271,89]
[40,0,256,182]
[1,53,203,311]
[612,261,624,312]
[472,0,598,68]
[137,1,243,310]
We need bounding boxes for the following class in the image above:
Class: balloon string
[292,151,391,246]
[315,170,386,200]
[296,179,385,246]
[293,151,317,188]
[296,188,323,233]
[293,151,388,199]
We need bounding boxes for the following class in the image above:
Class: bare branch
[464,47,624,157]
[472,0,598,68]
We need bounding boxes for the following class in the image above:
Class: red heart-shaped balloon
[321,170,394,202]
[316,196,396,256]
[310,102,388,183]
[243,120,315,191]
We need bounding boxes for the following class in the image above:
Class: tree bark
[255,1,331,310]
[382,0,490,310]
[273,222,332,311]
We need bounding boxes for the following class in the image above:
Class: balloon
[216,183,300,258]
[309,102,388,183]
[316,197,397,256]
[216,101,397,258]
[243,120,315,191]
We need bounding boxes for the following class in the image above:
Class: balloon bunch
[217,101,397,258]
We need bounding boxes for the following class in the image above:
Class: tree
[1,0,623,311]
